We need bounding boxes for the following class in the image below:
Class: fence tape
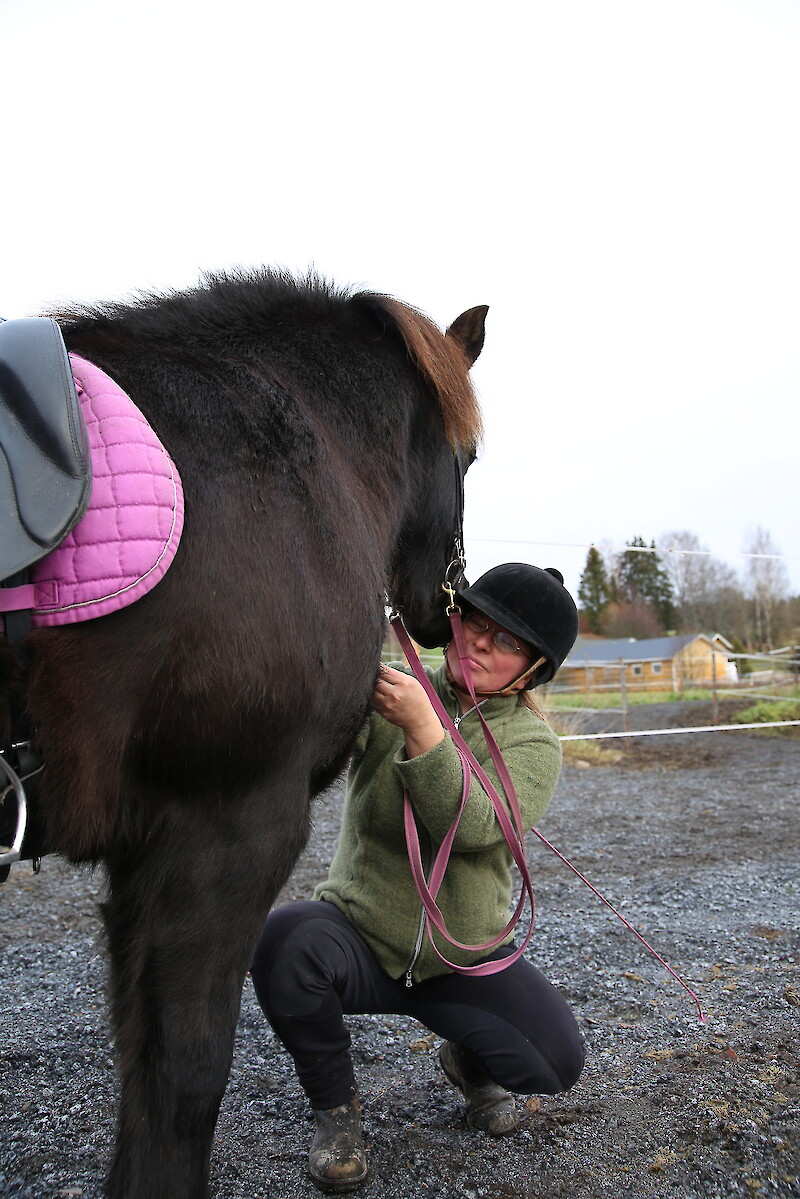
[560,720,800,741]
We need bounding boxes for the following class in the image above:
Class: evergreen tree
[616,537,676,632]
[578,547,611,634]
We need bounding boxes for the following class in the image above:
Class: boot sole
[308,1164,369,1194]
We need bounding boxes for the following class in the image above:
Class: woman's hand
[373,665,445,759]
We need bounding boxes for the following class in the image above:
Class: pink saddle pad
[26,354,184,627]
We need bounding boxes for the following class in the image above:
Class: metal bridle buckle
[441,555,464,616]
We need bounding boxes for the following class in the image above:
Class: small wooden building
[558,633,735,693]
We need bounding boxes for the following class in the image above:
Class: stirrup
[0,751,27,874]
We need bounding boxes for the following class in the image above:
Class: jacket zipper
[407,829,431,987]
[454,698,488,729]
[405,827,433,987]
[405,909,427,988]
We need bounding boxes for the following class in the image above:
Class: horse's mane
[358,293,483,453]
[51,269,483,454]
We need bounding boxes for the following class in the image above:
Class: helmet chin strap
[445,650,548,698]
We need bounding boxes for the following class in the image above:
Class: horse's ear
[446,305,488,366]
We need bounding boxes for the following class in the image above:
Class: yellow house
[558,633,735,693]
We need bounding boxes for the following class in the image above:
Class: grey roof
[564,634,701,666]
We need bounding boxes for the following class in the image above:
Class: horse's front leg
[102,779,311,1199]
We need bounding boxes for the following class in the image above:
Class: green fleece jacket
[314,663,562,983]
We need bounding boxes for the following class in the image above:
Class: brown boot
[307,1097,368,1193]
[439,1041,520,1136]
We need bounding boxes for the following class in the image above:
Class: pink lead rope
[390,611,705,1022]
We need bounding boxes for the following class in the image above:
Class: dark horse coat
[0,270,486,1199]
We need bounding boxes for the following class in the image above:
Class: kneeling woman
[251,563,584,1192]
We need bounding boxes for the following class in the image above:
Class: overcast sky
[3,0,798,602]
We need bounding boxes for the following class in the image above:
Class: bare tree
[743,526,789,651]
[659,530,712,627]
[659,530,746,635]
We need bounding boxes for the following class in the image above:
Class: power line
[467,536,792,566]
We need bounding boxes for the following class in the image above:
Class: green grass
[546,688,715,709]
[732,697,800,733]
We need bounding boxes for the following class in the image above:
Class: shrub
[732,698,800,735]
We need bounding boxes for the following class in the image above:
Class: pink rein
[391,612,705,1021]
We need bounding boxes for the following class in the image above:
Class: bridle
[445,446,470,596]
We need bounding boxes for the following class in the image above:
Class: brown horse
[0,270,486,1198]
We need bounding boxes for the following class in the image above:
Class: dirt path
[1,702,798,1198]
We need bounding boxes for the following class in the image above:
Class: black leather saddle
[0,317,91,585]
[1,318,90,877]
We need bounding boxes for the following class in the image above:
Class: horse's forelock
[360,294,484,453]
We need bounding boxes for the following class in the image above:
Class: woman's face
[445,610,533,696]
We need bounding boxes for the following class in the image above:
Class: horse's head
[361,296,487,648]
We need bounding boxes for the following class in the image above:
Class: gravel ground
[1,700,798,1199]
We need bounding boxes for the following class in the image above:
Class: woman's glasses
[463,612,526,655]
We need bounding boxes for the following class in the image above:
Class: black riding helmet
[457,562,579,686]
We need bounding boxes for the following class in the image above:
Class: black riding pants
[250,900,585,1110]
